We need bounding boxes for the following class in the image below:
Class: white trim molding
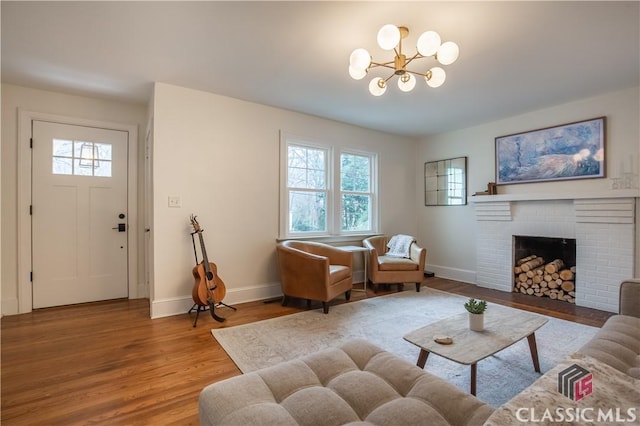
[17,110,139,313]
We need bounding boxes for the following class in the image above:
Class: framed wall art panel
[495,117,605,185]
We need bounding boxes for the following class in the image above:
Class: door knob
[112,223,126,232]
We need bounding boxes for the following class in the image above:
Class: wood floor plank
[1,278,612,424]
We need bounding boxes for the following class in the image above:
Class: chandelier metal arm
[403,52,424,68]
[382,72,396,83]
[403,69,429,78]
[370,53,429,77]
[369,61,395,71]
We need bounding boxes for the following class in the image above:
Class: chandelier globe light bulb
[377,24,401,50]
[436,41,459,65]
[369,77,387,96]
[349,48,371,71]
[426,67,446,88]
[349,65,367,80]
[416,31,441,57]
[397,73,416,92]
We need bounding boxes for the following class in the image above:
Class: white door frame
[17,109,139,313]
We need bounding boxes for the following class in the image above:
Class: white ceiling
[2,1,639,137]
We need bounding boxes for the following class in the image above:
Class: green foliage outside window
[341,153,371,231]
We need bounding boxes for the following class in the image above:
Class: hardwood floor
[1,278,613,425]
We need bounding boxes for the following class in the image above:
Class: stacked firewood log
[513,255,576,303]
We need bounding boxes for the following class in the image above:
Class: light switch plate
[168,196,181,208]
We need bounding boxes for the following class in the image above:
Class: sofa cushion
[329,265,351,284]
[378,256,419,271]
[199,339,494,426]
[577,314,640,379]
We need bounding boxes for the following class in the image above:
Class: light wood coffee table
[403,304,548,396]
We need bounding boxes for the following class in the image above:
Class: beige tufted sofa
[577,278,640,378]
[200,279,640,425]
[199,339,494,426]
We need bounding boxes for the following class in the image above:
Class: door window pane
[51,139,113,177]
[53,157,73,175]
[53,139,73,157]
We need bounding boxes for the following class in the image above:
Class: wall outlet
[168,196,181,208]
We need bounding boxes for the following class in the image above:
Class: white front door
[32,120,129,308]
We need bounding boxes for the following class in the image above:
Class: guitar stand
[188,304,209,328]
[216,301,237,311]
[188,227,238,327]
[188,301,237,327]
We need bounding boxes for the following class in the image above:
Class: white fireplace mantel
[469,189,639,204]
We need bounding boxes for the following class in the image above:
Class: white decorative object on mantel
[610,155,639,190]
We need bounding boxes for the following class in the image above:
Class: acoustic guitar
[190,215,226,322]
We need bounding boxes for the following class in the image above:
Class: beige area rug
[211,288,599,408]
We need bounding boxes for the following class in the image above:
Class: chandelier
[349,24,459,96]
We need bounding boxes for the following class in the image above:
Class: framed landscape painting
[495,117,605,185]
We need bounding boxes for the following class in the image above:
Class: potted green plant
[464,298,487,331]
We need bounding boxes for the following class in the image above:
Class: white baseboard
[150,282,283,319]
[426,264,477,285]
[150,296,194,319]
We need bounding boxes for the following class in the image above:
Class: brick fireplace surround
[473,191,637,313]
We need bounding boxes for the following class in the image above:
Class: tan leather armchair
[276,241,353,314]
[363,235,426,292]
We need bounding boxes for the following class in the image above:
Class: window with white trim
[280,134,378,238]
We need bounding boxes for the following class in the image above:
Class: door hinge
[30,271,33,282]
[30,205,33,215]
[30,138,33,148]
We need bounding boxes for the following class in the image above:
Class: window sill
[276,233,381,244]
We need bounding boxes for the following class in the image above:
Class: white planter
[468,313,484,331]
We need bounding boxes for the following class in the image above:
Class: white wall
[1,84,148,314]
[417,86,640,283]
[6,83,635,317]
[150,83,419,318]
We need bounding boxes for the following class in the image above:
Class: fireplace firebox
[513,236,576,303]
